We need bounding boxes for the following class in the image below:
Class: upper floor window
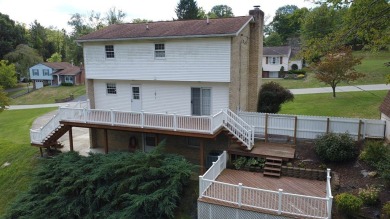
[154,43,165,58]
[266,56,282,65]
[43,69,49,76]
[105,45,115,58]
[106,83,117,94]
[32,69,39,76]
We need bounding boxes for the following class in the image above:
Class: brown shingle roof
[42,62,73,69]
[77,16,253,42]
[52,66,81,76]
[264,46,291,56]
[380,90,390,117]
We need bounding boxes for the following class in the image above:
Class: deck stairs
[263,157,282,177]
[42,124,70,146]
[222,109,255,151]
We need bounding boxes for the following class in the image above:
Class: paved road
[290,84,390,95]
[7,101,85,110]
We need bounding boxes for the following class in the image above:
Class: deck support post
[104,129,108,154]
[39,147,43,157]
[358,120,362,141]
[294,116,298,145]
[69,127,74,152]
[278,189,283,214]
[200,139,205,174]
[326,118,330,133]
[265,113,269,143]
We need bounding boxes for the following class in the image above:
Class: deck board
[199,169,327,218]
[228,141,296,160]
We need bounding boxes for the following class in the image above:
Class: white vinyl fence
[238,111,385,140]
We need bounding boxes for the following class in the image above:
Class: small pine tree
[257,82,294,113]
[175,0,200,20]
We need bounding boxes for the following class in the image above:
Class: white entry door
[131,85,142,112]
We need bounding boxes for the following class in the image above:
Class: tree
[0,12,27,59]
[46,52,62,62]
[106,7,126,25]
[4,44,43,78]
[209,5,234,18]
[264,32,283,46]
[175,0,199,20]
[0,60,17,88]
[132,18,153,23]
[0,86,10,112]
[313,46,364,97]
[257,82,294,113]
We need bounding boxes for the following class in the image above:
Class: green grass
[265,50,390,89]
[280,90,387,118]
[0,108,56,216]
[11,85,86,105]
[6,88,29,98]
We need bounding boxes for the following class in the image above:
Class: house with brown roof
[29,62,85,89]
[380,90,390,141]
[262,46,303,78]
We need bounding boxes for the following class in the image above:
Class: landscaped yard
[11,85,86,105]
[264,50,390,89]
[280,90,388,119]
[0,108,55,216]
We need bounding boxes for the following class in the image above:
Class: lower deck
[228,141,295,160]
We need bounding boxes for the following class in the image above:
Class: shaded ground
[293,141,389,218]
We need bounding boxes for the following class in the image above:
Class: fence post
[294,116,298,145]
[141,110,144,128]
[326,118,330,133]
[212,161,216,179]
[238,183,243,207]
[40,127,43,142]
[83,108,87,123]
[87,99,90,109]
[327,196,333,218]
[252,126,255,145]
[110,109,114,126]
[265,113,269,143]
[363,119,367,140]
[199,175,203,198]
[173,113,177,131]
[278,189,283,214]
[358,120,362,141]
[210,116,213,134]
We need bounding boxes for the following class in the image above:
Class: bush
[291,64,298,70]
[376,156,390,184]
[61,82,74,86]
[297,74,305,79]
[233,156,247,170]
[335,193,363,216]
[358,185,380,205]
[382,202,390,217]
[359,141,390,167]
[288,69,306,75]
[257,82,294,113]
[315,132,357,162]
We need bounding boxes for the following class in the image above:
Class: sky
[0,0,316,32]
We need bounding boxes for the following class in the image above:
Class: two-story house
[29,62,84,89]
[262,46,303,78]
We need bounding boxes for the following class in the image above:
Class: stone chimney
[248,6,264,111]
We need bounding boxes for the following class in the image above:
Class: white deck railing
[29,103,254,149]
[199,152,333,219]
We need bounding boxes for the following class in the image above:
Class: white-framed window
[32,69,39,76]
[106,83,117,94]
[154,43,165,58]
[43,69,49,76]
[191,87,211,116]
[65,76,73,83]
[105,45,115,58]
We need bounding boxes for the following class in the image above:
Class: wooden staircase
[263,157,282,177]
[225,131,248,149]
[42,124,70,146]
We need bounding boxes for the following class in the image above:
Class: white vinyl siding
[29,64,53,81]
[262,56,289,72]
[84,38,231,82]
[93,80,229,115]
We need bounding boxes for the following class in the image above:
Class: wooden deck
[199,169,327,218]
[228,141,295,160]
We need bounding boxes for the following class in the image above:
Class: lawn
[265,50,390,89]
[0,108,55,216]
[11,85,86,105]
[280,90,387,119]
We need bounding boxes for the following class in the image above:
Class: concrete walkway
[7,101,85,110]
[290,84,390,95]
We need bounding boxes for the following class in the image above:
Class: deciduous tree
[4,44,43,78]
[209,5,234,18]
[46,52,62,62]
[313,46,364,97]
[106,7,126,25]
[0,60,17,88]
[175,0,200,20]
[257,82,294,113]
[0,13,27,59]
[0,86,10,112]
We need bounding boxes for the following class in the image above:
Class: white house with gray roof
[262,46,303,78]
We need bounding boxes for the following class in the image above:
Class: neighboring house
[380,90,390,141]
[29,62,85,89]
[262,46,303,78]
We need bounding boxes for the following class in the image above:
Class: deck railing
[30,104,255,149]
[199,152,333,219]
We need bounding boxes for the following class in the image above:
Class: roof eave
[234,16,255,36]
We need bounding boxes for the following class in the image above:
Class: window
[154,43,165,58]
[65,76,73,83]
[106,83,117,94]
[32,69,39,76]
[105,45,115,58]
[191,88,211,116]
[43,69,49,76]
[132,87,140,100]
